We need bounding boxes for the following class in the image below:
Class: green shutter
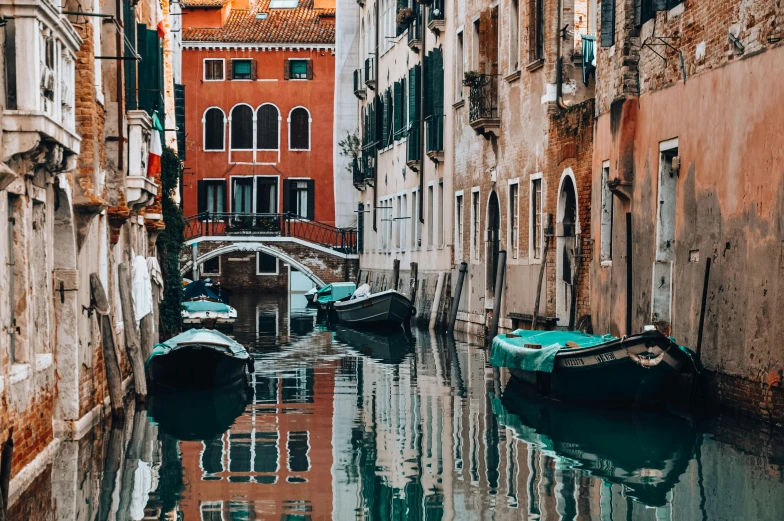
[393,81,402,139]
[123,1,138,110]
[433,48,444,116]
[424,53,433,118]
[381,91,390,148]
[408,65,420,127]
[401,77,407,131]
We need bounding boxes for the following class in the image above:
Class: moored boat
[491,329,700,407]
[182,300,237,325]
[146,329,252,389]
[333,288,414,328]
[335,326,413,364]
[304,287,318,305]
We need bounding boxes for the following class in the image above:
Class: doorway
[556,172,578,327]
[486,191,501,302]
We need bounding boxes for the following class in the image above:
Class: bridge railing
[184,212,358,254]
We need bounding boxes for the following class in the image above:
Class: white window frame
[455,190,464,260]
[203,58,226,82]
[287,58,311,80]
[287,106,312,151]
[287,177,313,221]
[202,107,226,152]
[508,0,520,73]
[201,255,221,276]
[507,178,520,259]
[229,174,255,213]
[400,193,407,252]
[230,58,253,81]
[470,187,481,263]
[411,188,420,251]
[437,179,445,248]
[286,431,311,472]
[455,28,465,102]
[256,252,280,276]
[427,181,435,249]
[229,103,255,151]
[254,174,280,213]
[201,177,227,219]
[255,103,281,152]
[528,173,544,264]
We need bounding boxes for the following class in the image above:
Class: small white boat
[182,300,237,325]
[333,288,414,328]
[304,287,318,305]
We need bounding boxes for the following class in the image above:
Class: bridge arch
[181,242,327,288]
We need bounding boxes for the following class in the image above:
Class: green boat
[493,385,697,507]
[315,282,356,310]
[491,329,699,407]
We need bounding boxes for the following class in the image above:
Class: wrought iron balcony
[364,57,376,90]
[427,0,445,32]
[353,69,366,99]
[361,147,376,186]
[425,114,444,162]
[468,75,500,137]
[406,123,421,170]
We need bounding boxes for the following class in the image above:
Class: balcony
[406,123,421,171]
[353,69,366,99]
[125,110,158,211]
[407,5,422,52]
[362,153,376,187]
[425,115,444,162]
[427,0,445,33]
[352,158,366,189]
[364,57,376,91]
[468,75,500,137]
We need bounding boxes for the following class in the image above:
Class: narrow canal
[12,291,784,520]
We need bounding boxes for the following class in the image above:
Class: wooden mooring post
[90,274,127,416]
[448,262,468,335]
[0,429,13,521]
[117,263,148,400]
[392,259,400,291]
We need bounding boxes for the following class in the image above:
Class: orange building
[178,365,336,520]
[181,0,337,225]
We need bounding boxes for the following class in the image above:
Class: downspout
[418,6,426,226]
[555,0,569,111]
[116,0,124,170]
[373,2,380,232]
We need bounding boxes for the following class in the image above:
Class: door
[486,191,500,301]
[556,176,577,327]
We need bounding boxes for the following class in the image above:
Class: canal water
[11,291,784,520]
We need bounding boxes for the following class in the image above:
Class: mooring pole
[489,250,507,340]
[448,262,468,335]
[392,259,401,291]
[192,243,199,281]
[429,272,445,330]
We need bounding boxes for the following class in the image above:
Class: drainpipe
[116,0,124,170]
[418,6,426,226]
[555,0,569,111]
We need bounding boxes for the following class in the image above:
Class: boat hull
[147,346,249,389]
[507,333,690,407]
[333,290,413,327]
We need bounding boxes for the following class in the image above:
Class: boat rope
[626,338,673,369]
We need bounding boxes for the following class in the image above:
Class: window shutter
[198,180,207,214]
[652,0,668,11]
[382,90,390,148]
[230,59,236,80]
[282,179,292,214]
[600,0,615,48]
[432,49,444,116]
[479,9,490,72]
[283,60,290,80]
[306,59,313,80]
[401,77,407,129]
[393,81,402,139]
[250,59,257,80]
[375,95,383,145]
[424,53,433,118]
[175,83,186,159]
[306,179,315,220]
[408,65,420,126]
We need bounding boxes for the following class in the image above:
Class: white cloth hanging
[146,256,164,298]
[132,255,153,325]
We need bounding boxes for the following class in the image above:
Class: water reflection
[11,292,784,521]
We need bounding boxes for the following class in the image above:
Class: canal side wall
[591,1,784,423]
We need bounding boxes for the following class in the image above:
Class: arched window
[203,108,225,151]
[289,107,310,151]
[256,104,279,150]
[230,104,253,150]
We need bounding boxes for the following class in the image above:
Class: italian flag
[148,112,163,177]
[156,1,165,38]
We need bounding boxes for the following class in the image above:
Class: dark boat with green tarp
[493,383,698,507]
[491,329,700,407]
[146,328,251,389]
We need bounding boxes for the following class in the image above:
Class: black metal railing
[352,158,364,186]
[185,213,357,254]
[469,75,499,123]
[428,0,445,24]
[353,69,363,94]
[425,114,444,153]
[406,122,421,163]
[364,57,375,87]
[361,151,375,182]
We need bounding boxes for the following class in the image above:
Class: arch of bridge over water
[181,213,359,288]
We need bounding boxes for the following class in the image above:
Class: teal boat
[315,282,356,310]
[493,385,697,507]
[491,329,699,407]
[182,300,237,325]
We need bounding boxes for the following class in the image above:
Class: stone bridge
[181,213,359,288]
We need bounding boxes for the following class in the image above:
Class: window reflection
[200,501,223,521]
[287,431,310,472]
[201,437,224,479]
[254,432,279,473]
[228,432,251,473]
[281,368,314,404]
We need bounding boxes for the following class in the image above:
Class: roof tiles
[183,0,335,44]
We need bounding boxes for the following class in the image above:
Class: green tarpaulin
[183,300,233,314]
[148,328,248,367]
[490,330,617,373]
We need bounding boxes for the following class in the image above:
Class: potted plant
[396,8,415,29]
[463,70,482,87]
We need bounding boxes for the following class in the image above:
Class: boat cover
[316,282,356,305]
[184,279,222,301]
[491,330,617,373]
[148,328,249,367]
[183,300,234,314]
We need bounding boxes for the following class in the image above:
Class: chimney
[313,0,336,9]
[233,0,250,10]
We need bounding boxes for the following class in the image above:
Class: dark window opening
[289,108,310,150]
[529,0,545,63]
[257,105,280,150]
[287,431,310,472]
[205,59,224,80]
[290,60,308,79]
[230,105,253,150]
[204,108,225,150]
[232,59,252,80]
[202,256,220,275]
[197,179,226,215]
[257,252,278,274]
[232,178,253,214]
